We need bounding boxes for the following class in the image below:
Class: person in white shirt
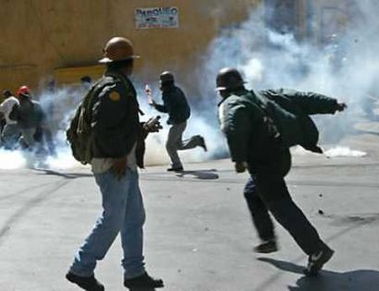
[0,90,21,149]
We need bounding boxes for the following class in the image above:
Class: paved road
[0,132,378,291]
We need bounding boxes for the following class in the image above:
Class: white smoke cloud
[2,1,377,170]
[194,1,379,157]
[324,146,367,158]
[0,149,27,169]
[0,84,86,170]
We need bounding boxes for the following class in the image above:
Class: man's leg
[67,169,130,289]
[1,124,21,149]
[121,170,164,289]
[121,170,146,279]
[243,177,277,253]
[166,122,186,170]
[256,171,327,255]
[172,121,207,152]
[256,170,333,275]
[20,128,36,149]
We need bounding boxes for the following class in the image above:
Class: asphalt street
[0,126,378,291]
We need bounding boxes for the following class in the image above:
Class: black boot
[66,272,105,291]
[253,240,278,254]
[303,246,334,276]
[124,272,164,289]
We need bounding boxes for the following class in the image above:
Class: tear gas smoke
[0,81,214,170]
[195,1,379,158]
[324,146,366,158]
[0,149,27,169]
[1,1,377,170]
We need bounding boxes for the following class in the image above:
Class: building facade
[0,0,354,97]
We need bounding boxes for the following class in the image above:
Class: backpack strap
[103,71,145,115]
[81,76,117,121]
[238,91,281,140]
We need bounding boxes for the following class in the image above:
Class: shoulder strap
[237,90,268,115]
[239,90,281,139]
[81,76,116,120]
[103,71,145,115]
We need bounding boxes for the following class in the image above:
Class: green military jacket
[90,69,146,168]
[256,88,340,151]
[218,88,340,172]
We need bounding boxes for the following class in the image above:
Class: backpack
[253,91,303,147]
[258,90,321,152]
[240,90,317,150]
[66,77,114,164]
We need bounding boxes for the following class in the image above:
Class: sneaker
[66,272,105,291]
[124,272,164,289]
[303,246,334,276]
[198,136,207,152]
[253,240,278,254]
[167,166,183,172]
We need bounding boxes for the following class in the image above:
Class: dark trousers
[244,172,327,255]
[243,177,275,242]
[166,121,202,168]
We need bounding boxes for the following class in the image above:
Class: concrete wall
[0,0,355,98]
[0,0,259,95]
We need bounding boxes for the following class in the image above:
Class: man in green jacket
[216,67,346,276]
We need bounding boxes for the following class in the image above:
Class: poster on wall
[135,7,179,29]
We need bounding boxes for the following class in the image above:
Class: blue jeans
[1,123,21,149]
[20,127,37,148]
[69,168,146,279]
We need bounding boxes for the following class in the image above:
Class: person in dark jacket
[66,37,164,291]
[0,90,21,149]
[216,67,347,276]
[9,86,47,150]
[149,71,207,171]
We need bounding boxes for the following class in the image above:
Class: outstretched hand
[143,116,163,133]
[235,161,248,173]
[336,102,347,112]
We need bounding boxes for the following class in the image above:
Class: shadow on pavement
[176,169,219,180]
[32,168,93,179]
[258,257,379,291]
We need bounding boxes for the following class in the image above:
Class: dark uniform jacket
[258,89,339,152]
[9,97,45,129]
[90,69,146,167]
[154,84,190,125]
[218,88,341,175]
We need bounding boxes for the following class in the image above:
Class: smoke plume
[1,1,378,170]
[194,1,379,157]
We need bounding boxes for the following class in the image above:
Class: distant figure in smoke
[215,67,347,276]
[362,94,379,121]
[0,90,21,149]
[149,71,207,171]
[44,78,57,117]
[9,86,49,152]
[80,75,92,91]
